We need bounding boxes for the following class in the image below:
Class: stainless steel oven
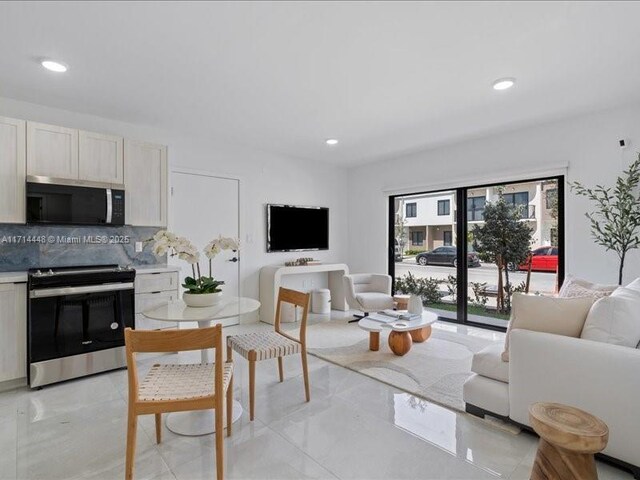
[26,175,125,226]
[27,265,135,387]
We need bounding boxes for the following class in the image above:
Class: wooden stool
[393,294,410,310]
[529,402,609,480]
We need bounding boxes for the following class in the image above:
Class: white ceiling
[1,1,640,166]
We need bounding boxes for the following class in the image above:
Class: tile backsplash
[0,225,165,271]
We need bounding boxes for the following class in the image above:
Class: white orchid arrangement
[149,230,239,294]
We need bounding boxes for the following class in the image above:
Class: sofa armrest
[509,329,640,466]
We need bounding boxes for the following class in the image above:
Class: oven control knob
[48,269,54,276]
[35,269,42,276]
[110,322,119,330]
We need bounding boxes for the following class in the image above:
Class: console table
[259,263,349,323]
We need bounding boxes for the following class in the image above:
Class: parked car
[517,246,558,272]
[415,246,481,267]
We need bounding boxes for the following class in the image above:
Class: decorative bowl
[183,291,223,308]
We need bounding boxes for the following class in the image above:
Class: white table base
[166,400,243,436]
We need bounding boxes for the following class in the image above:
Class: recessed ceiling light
[41,60,68,73]
[325,138,339,146]
[492,77,515,91]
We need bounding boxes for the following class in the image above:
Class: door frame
[169,167,243,298]
[389,174,565,331]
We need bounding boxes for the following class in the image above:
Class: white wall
[0,97,349,307]
[347,103,640,285]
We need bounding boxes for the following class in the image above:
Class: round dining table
[143,296,261,436]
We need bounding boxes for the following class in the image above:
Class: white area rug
[305,320,501,412]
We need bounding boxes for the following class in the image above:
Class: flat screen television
[267,204,329,252]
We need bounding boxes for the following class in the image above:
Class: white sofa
[463,329,640,477]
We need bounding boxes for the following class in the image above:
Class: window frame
[437,199,450,216]
[406,202,417,218]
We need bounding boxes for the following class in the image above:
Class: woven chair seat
[227,332,301,361]
[139,362,233,402]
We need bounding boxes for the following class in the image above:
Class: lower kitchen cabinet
[135,270,179,330]
[0,283,27,386]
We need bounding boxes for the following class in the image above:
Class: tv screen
[267,204,329,252]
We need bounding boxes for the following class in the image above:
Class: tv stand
[259,263,349,324]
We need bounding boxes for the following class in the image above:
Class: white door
[170,171,240,327]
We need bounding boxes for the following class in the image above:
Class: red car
[519,246,559,272]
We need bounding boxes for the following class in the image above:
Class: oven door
[28,284,135,364]
[26,181,110,225]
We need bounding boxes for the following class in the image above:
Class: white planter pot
[183,292,223,308]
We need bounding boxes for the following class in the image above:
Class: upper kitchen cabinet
[0,116,26,223]
[79,130,124,184]
[26,121,79,179]
[124,139,168,227]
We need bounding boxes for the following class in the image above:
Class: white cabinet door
[26,122,79,179]
[0,116,26,223]
[78,130,124,184]
[124,139,168,227]
[0,283,27,383]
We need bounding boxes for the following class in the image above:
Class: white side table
[143,296,260,436]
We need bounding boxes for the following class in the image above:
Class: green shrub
[394,272,443,305]
[404,249,425,256]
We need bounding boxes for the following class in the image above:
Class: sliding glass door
[389,176,564,330]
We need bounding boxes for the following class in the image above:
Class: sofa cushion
[502,293,594,361]
[463,373,510,417]
[471,344,509,383]
[355,292,394,311]
[581,286,640,348]
[558,275,617,299]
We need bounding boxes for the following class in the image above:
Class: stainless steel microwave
[26,176,125,226]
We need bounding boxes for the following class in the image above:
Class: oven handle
[29,282,134,299]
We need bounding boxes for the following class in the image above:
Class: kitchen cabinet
[0,283,27,385]
[0,116,26,223]
[124,139,168,227]
[78,130,124,184]
[135,271,179,330]
[26,121,79,179]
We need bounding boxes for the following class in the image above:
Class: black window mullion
[456,189,468,323]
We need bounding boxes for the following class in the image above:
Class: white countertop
[134,265,181,274]
[0,271,28,284]
[0,264,179,284]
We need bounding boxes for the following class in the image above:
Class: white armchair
[343,273,395,323]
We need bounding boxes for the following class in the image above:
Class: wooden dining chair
[124,325,233,480]
[226,287,311,421]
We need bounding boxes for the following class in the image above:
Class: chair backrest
[344,273,391,295]
[125,325,221,353]
[274,287,311,343]
[124,325,223,403]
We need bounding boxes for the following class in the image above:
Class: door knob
[229,257,239,263]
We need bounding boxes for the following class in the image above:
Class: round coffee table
[529,402,609,480]
[358,311,437,356]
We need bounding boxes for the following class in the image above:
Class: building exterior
[395,180,558,253]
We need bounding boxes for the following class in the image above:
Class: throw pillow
[581,286,640,348]
[502,293,595,362]
[558,275,617,299]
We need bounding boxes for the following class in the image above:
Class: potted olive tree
[571,154,640,285]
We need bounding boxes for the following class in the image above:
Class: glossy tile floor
[0,316,633,480]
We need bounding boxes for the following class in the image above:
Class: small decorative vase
[407,294,423,315]
[183,291,223,308]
